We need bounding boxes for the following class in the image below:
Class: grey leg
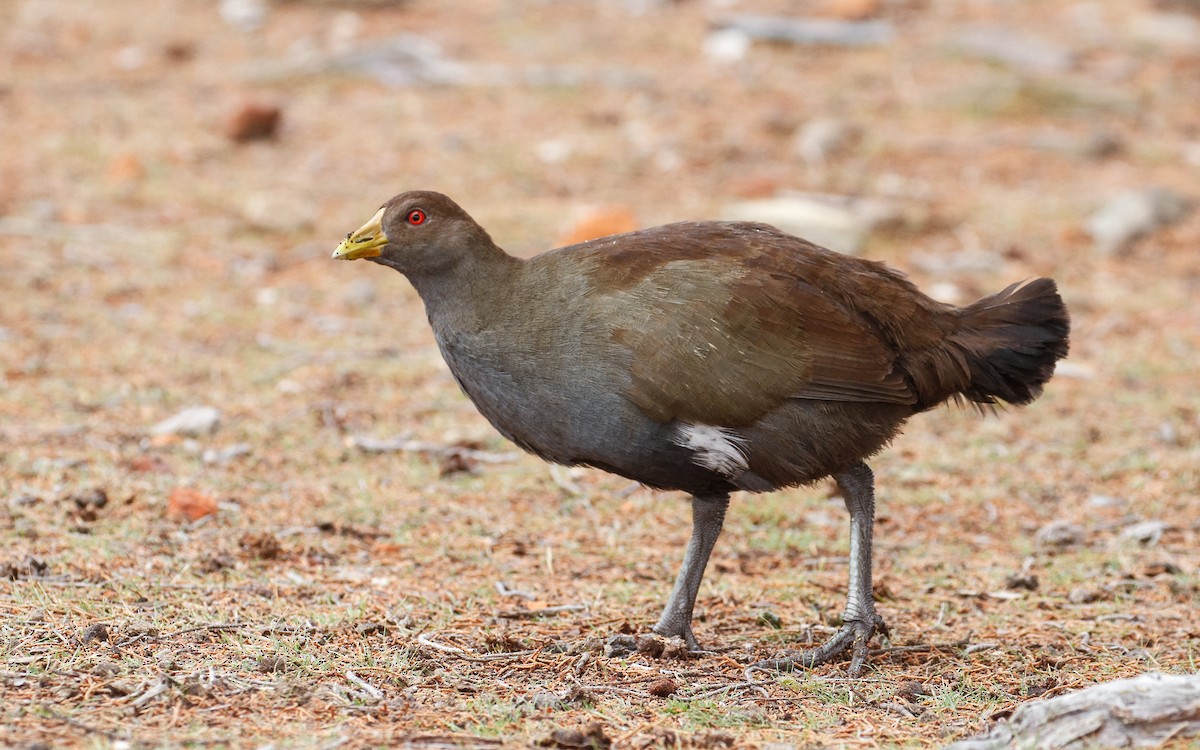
[753,462,887,677]
[651,493,730,650]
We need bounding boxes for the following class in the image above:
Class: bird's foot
[751,613,888,678]
[606,626,699,659]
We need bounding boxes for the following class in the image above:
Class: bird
[333,190,1070,676]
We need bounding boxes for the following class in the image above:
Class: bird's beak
[333,207,388,260]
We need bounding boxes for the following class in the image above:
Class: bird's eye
[407,209,426,226]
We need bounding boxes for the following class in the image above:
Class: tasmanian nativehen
[333,191,1070,675]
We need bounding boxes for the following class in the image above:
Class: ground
[2,0,1198,747]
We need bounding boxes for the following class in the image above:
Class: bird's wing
[580,225,922,427]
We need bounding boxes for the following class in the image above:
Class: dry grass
[2,0,1198,747]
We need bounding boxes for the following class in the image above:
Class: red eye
[407,209,426,225]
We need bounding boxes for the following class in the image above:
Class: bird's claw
[751,612,887,678]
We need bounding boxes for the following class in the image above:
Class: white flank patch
[675,423,749,477]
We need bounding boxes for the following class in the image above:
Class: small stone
[91,661,121,677]
[219,0,268,32]
[703,29,751,63]
[648,678,678,697]
[1005,574,1039,591]
[1086,187,1193,255]
[1067,587,1101,604]
[543,722,612,750]
[81,623,110,644]
[239,531,283,559]
[635,632,666,658]
[224,101,282,143]
[1035,520,1085,549]
[151,406,220,437]
[1118,520,1170,546]
[897,680,930,701]
[257,656,286,673]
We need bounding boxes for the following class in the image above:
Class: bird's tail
[945,278,1070,408]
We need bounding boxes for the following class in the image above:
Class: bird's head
[332,191,495,276]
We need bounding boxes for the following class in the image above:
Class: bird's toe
[750,613,887,677]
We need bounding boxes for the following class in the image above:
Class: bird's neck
[409,244,523,336]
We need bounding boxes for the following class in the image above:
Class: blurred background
[1,0,1198,744]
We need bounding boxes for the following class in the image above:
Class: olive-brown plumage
[334,190,1070,675]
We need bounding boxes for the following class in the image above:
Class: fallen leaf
[167,488,218,521]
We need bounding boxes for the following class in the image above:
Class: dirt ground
[2,0,1198,747]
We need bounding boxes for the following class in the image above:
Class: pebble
[150,406,220,437]
[219,0,267,32]
[703,28,751,63]
[1086,187,1193,255]
[1034,520,1085,549]
[1118,520,1169,546]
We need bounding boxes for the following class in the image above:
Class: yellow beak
[333,207,388,260]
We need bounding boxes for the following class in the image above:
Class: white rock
[1035,520,1085,548]
[1086,187,1193,255]
[1118,520,1170,546]
[947,673,1200,750]
[703,28,751,63]
[151,406,220,437]
[219,0,267,32]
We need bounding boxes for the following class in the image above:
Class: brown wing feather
[576,222,935,427]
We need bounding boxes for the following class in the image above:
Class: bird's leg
[652,493,730,649]
[753,462,887,677]
[609,493,729,653]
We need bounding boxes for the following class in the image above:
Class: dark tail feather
[950,278,1070,407]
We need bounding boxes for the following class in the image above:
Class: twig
[497,604,586,619]
[345,670,383,701]
[882,701,917,718]
[416,632,466,654]
[129,676,172,708]
[41,708,125,740]
[679,680,771,701]
[414,632,535,662]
